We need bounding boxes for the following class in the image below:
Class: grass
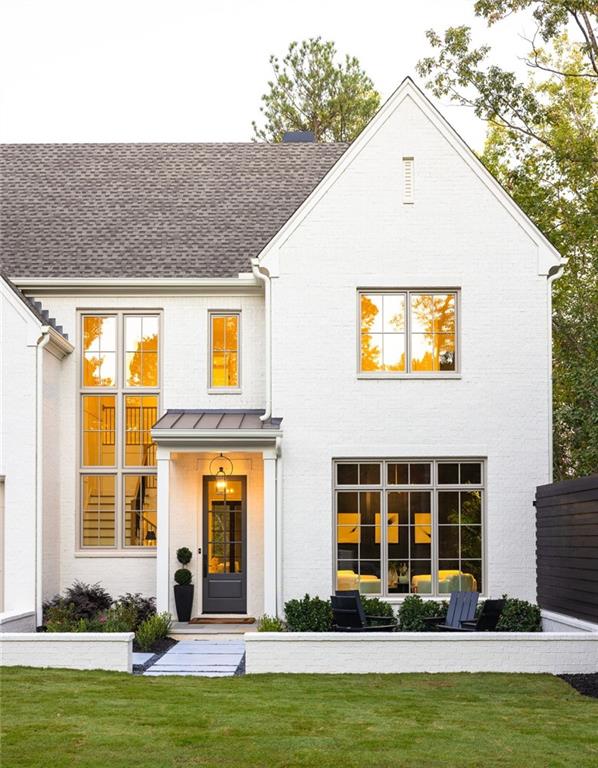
[1,668,597,768]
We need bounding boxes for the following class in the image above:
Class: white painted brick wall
[0,632,133,672]
[270,93,552,606]
[31,293,264,602]
[0,285,40,612]
[7,89,557,614]
[245,633,598,675]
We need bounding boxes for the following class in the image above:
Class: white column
[263,451,277,616]
[156,453,171,615]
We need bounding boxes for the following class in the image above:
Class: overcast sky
[0,0,535,150]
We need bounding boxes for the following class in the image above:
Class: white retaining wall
[0,632,133,672]
[0,611,36,633]
[541,609,598,634]
[245,632,598,675]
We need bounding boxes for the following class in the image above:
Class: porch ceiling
[151,409,282,446]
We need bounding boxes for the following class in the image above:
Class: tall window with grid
[80,313,159,549]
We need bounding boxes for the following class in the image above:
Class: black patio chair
[331,590,398,632]
[424,591,479,631]
[456,599,506,632]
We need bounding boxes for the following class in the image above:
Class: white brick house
[0,78,565,628]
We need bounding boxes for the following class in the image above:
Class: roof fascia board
[10,277,262,297]
[151,428,282,447]
[257,77,564,277]
[1,277,42,328]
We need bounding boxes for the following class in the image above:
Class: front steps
[169,620,256,642]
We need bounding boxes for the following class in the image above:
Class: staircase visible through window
[80,313,160,549]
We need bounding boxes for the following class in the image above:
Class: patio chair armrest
[459,620,477,628]
[422,616,443,627]
[366,614,398,624]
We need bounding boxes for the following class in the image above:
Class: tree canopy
[417,1,598,479]
[252,38,380,142]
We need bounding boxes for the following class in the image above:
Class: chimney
[282,131,315,143]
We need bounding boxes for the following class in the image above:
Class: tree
[252,38,380,142]
[416,3,598,479]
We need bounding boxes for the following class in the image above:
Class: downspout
[35,328,51,626]
[547,263,566,482]
[251,258,271,422]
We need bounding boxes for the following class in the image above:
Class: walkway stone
[144,639,245,677]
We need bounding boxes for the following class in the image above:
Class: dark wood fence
[536,474,598,624]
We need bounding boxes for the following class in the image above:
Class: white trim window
[209,311,240,390]
[334,459,484,597]
[358,289,458,375]
[80,312,159,549]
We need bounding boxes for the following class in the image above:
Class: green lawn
[1,668,597,768]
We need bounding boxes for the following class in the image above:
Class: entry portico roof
[151,409,282,447]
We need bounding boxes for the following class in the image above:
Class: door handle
[203,552,207,578]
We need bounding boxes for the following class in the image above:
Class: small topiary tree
[173,546,194,621]
[174,568,192,586]
[176,547,192,566]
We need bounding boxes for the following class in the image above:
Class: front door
[202,476,247,613]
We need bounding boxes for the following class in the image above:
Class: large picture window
[334,459,483,596]
[80,313,159,549]
[359,290,458,374]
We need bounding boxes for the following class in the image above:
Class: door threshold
[189,616,255,625]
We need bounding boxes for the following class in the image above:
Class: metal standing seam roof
[0,142,348,278]
[152,409,282,431]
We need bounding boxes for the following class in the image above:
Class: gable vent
[402,156,414,204]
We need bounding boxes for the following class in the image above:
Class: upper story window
[80,312,159,550]
[210,312,240,389]
[358,290,458,375]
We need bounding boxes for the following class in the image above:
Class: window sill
[381,594,487,603]
[357,373,462,380]
[75,550,157,558]
[207,388,242,395]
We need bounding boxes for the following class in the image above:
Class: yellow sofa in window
[412,570,477,594]
[336,570,381,594]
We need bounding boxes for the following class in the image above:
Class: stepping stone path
[144,640,245,677]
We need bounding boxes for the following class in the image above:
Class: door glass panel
[206,479,243,574]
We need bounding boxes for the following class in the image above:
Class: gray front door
[202,476,247,614]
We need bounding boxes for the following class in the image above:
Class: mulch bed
[559,673,598,698]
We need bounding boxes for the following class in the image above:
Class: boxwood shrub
[397,595,447,631]
[496,597,542,632]
[284,594,333,632]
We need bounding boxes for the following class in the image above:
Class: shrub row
[257,593,542,632]
[42,581,171,651]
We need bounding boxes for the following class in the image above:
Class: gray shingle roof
[0,142,348,279]
[153,409,282,431]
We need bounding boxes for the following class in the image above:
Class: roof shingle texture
[0,142,347,278]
